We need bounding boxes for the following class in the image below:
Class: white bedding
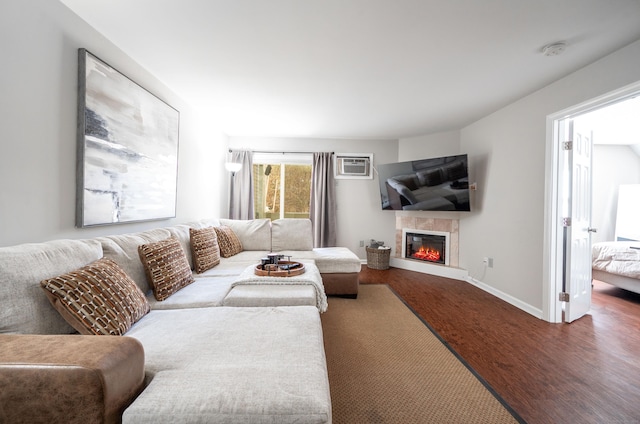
[592,242,640,279]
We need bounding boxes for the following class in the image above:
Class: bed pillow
[189,227,221,273]
[40,257,150,336]
[138,237,195,301]
[214,226,244,258]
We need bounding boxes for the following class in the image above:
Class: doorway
[544,82,640,323]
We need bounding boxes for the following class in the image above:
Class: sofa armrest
[385,181,413,210]
[0,335,145,424]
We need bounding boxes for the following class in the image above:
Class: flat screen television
[378,154,470,211]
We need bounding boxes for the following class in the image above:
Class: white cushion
[216,250,270,263]
[271,219,313,251]
[97,229,172,293]
[146,276,235,310]
[123,306,331,424]
[185,218,221,229]
[165,225,194,269]
[194,259,259,278]
[0,239,103,334]
[223,285,317,308]
[282,247,362,273]
[219,219,272,251]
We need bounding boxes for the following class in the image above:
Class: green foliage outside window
[253,163,311,220]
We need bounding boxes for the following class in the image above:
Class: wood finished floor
[357,266,640,424]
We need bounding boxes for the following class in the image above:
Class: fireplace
[402,229,450,266]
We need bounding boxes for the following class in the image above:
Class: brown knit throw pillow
[189,227,221,273]
[40,257,150,335]
[138,237,195,301]
[213,226,243,258]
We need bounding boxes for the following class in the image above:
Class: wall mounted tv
[378,154,470,211]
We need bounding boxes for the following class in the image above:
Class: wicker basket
[366,247,391,270]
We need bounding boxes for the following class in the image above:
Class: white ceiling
[60,0,640,140]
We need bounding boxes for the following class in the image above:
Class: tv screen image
[377,154,470,212]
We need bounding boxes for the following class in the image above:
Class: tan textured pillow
[40,258,150,336]
[138,237,195,301]
[213,226,243,258]
[189,227,221,273]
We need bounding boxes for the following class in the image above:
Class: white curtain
[229,150,254,220]
[310,152,337,247]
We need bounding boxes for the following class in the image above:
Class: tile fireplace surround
[391,214,466,280]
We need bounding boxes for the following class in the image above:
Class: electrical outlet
[359,240,364,247]
[483,257,494,268]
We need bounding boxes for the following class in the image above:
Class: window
[252,153,312,220]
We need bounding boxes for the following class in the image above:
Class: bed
[592,241,640,294]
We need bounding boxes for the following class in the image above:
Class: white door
[561,119,594,323]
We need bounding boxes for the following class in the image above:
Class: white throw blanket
[592,242,640,279]
[232,263,328,313]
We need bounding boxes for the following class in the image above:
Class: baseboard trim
[466,277,543,319]
[386,257,542,319]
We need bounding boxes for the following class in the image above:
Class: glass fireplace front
[405,233,446,265]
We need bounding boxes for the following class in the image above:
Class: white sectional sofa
[0,218,361,423]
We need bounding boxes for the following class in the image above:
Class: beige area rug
[321,284,523,424]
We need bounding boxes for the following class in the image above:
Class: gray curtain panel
[310,152,337,247]
[229,150,254,220]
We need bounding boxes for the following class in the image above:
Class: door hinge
[563,217,571,227]
[559,292,570,302]
[563,141,573,150]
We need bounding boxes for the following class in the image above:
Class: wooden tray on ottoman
[254,261,305,277]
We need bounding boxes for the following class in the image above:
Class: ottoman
[285,247,362,298]
[223,262,328,312]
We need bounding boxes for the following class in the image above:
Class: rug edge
[383,283,528,424]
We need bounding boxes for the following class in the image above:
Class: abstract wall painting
[76,49,180,227]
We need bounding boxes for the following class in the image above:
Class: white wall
[0,0,228,247]
[458,39,640,314]
[4,1,639,315]
[615,184,640,241]
[398,130,461,161]
[591,145,640,242]
[228,137,398,258]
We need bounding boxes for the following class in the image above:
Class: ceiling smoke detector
[542,42,567,57]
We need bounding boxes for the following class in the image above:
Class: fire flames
[413,246,441,262]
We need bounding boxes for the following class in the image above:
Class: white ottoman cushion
[223,285,317,308]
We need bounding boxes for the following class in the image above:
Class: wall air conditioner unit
[334,153,374,179]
